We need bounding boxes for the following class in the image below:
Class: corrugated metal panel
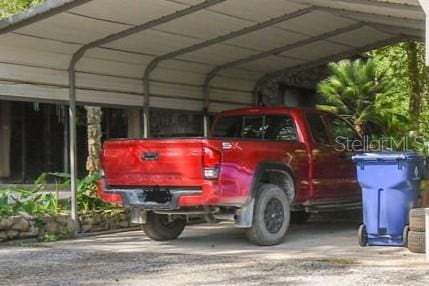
[276,10,357,36]
[77,56,146,78]
[210,76,255,92]
[280,40,351,60]
[296,0,424,19]
[150,95,202,111]
[151,68,206,85]
[156,10,252,40]
[209,0,308,22]
[328,26,392,48]
[0,81,144,107]
[209,101,248,113]
[238,56,306,73]
[0,44,71,69]
[69,0,191,26]
[0,63,68,86]
[151,81,201,100]
[210,89,253,104]
[0,33,78,54]
[218,68,263,81]
[225,27,308,52]
[105,29,201,55]
[177,44,257,65]
[16,13,130,44]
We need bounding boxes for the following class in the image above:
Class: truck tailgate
[102,139,204,187]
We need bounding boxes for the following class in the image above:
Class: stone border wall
[0,210,131,242]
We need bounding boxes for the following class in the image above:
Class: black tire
[290,211,311,224]
[408,231,426,254]
[358,224,368,247]
[245,184,291,246]
[403,225,409,247]
[409,208,426,232]
[142,212,186,241]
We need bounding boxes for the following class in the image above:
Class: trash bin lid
[352,152,421,162]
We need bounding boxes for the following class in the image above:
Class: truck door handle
[142,152,159,161]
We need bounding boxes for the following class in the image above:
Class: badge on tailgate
[142,152,159,161]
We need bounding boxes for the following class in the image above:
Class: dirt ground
[0,212,428,286]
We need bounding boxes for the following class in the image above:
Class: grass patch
[318,258,360,265]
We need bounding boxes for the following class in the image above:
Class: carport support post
[419,0,429,262]
[68,69,79,234]
[202,73,215,137]
[143,64,155,139]
[419,0,429,66]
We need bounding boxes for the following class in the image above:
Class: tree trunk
[406,41,422,121]
[353,116,365,137]
[85,106,102,176]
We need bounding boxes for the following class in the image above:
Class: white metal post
[418,0,429,261]
[68,69,78,234]
[419,0,429,65]
[425,209,429,262]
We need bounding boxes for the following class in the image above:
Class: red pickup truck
[98,107,361,245]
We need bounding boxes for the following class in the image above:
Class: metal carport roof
[0,0,424,112]
[0,0,426,228]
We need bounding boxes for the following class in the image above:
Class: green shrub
[0,172,119,218]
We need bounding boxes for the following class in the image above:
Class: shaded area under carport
[0,0,427,228]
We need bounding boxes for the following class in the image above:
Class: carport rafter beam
[292,0,422,12]
[367,23,424,40]
[253,35,406,103]
[67,0,226,232]
[0,0,93,35]
[202,22,364,111]
[140,6,315,136]
[288,0,425,20]
[307,6,424,28]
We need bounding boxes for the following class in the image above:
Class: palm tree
[317,59,394,135]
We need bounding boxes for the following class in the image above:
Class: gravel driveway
[0,212,428,286]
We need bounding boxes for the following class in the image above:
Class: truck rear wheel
[142,212,186,241]
[245,184,291,246]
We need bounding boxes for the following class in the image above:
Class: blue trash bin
[352,152,424,246]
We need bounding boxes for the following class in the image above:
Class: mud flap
[130,208,147,224]
[234,198,254,228]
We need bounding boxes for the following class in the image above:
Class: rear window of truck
[212,116,242,138]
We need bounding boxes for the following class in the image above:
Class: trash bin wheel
[407,230,426,253]
[358,224,368,247]
[409,208,426,232]
[402,225,409,247]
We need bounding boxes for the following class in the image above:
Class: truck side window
[264,115,297,141]
[242,116,264,139]
[212,116,242,138]
[306,113,329,144]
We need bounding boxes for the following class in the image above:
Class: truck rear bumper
[98,179,220,210]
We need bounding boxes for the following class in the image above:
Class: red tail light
[203,147,221,180]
